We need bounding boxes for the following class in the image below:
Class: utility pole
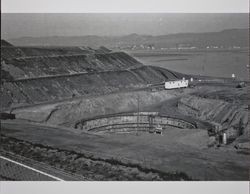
[202,50,207,76]
[136,95,140,136]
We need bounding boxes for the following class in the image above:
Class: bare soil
[1,120,249,180]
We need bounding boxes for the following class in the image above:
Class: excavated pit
[75,112,197,134]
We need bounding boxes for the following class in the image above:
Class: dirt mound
[12,90,177,126]
[178,95,248,141]
[191,86,249,104]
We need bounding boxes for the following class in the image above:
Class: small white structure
[165,79,189,89]
[222,133,227,145]
[155,125,163,135]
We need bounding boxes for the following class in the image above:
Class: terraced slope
[2,66,182,110]
[1,40,183,110]
[1,44,95,60]
[17,47,95,57]
[2,52,142,79]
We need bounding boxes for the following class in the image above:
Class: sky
[1,13,249,39]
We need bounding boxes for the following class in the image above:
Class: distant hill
[8,28,249,48]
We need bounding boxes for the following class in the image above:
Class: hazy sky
[1,13,249,39]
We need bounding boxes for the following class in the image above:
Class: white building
[165,79,189,89]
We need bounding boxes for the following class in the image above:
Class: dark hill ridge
[1,39,14,47]
[1,40,184,110]
[8,28,249,48]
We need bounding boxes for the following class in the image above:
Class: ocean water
[132,50,249,81]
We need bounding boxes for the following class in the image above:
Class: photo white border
[1,0,249,193]
[1,181,250,194]
[1,0,249,13]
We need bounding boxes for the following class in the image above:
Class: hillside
[1,40,184,110]
[8,28,249,48]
